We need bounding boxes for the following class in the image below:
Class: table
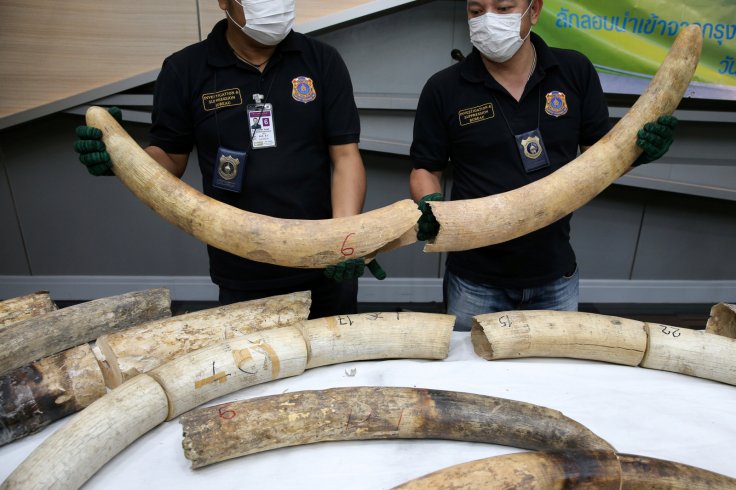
[1,332,734,489]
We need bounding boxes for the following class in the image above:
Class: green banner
[535,1,736,100]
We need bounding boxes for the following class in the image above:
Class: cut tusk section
[148,326,308,420]
[472,310,648,366]
[641,323,736,386]
[297,312,454,369]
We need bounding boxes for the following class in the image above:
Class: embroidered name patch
[202,88,243,111]
[458,103,495,126]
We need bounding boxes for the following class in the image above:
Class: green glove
[633,115,678,166]
[416,192,443,241]
[73,106,123,176]
[324,258,387,282]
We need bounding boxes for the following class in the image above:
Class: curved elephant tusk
[85,106,420,269]
[95,291,311,388]
[180,387,614,469]
[2,314,454,488]
[706,303,736,339]
[392,450,736,489]
[472,310,736,386]
[0,289,171,377]
[424,25,702,253]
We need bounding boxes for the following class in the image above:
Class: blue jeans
[445,268,579,331]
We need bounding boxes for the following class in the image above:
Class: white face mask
[469,1,533,63]
[227,0,296,46]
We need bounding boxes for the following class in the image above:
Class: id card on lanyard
[247,102,277,149]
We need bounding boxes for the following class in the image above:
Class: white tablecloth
[1,332,735,488]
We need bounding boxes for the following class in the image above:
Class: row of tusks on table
[1,286,735,489]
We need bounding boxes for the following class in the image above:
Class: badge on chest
[212,147,247,193]
[515,128,550,173]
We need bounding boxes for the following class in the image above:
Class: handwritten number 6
[218,406,236,420]
[341,233,356,257]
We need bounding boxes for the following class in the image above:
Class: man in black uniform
[410,0,677,330]
[75,0,376,318]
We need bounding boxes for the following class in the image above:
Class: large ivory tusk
[85,106,420,268]
[393,450,623,489]
[0,344,105,446]
[0,292,57,328]
[296,312,454,369]
[706,303,736,339]
[425,26,702,253]
[472,311,736,386]
[95,291,311,387]
[393,451,736,489]
[471,310,648,366]
[180,387,614,469]
[1,374,169,490]
[0,289,171,377]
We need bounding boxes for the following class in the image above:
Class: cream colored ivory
[1,374,168,490]
[85,106,419,268]
[148,326,308,420]
[297,312,454,368]
[0,289,171,377]
[393,451,736,490]
[472,311,736,386]
[425,26,702,253]
[641,324,736,386]
[180,387,614,469]
[471,310,648,366]
[95,291,311,387]
[393,450,622,490]
[0,292,56,328]
[706,303,736,339]
[3,317,455,488]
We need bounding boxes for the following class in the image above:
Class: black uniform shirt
[411,33,611,288]
[150,20,360,290]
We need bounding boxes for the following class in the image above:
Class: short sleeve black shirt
[411,33,611,288]
[150,20,360,290]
